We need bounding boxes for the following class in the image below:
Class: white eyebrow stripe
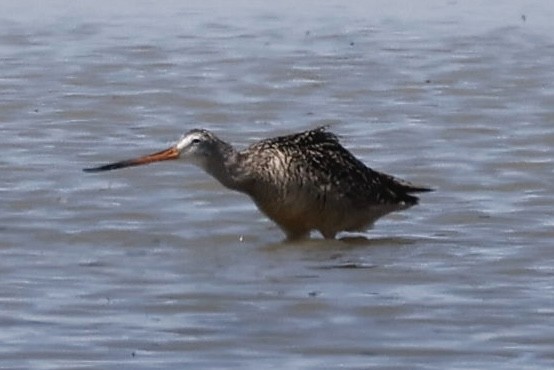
[176,132,204,150]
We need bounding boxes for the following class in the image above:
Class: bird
[84,127,432,240]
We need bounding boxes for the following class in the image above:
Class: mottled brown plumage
[84,127,432,240]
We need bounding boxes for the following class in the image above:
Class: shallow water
[1,0,554,369]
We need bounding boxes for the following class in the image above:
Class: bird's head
[174,129,224,167]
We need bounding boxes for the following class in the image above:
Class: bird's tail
[397,182,433,205]
[405,185,434,193]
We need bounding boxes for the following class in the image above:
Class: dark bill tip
[82,160,137,172]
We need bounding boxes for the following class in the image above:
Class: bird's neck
[204,143,247,192]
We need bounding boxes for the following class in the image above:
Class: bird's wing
[244,127,427,207]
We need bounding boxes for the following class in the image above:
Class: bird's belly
[251,194,322,233]
[258,201,313,229]
[250,189,413,236]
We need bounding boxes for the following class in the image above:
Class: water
[1,0,554,368]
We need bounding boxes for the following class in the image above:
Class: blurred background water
[1,0,553,369]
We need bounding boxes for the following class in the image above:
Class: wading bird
[84,127,432,240]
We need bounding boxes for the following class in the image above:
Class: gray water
[1,0,554,369]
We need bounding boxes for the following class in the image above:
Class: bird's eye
[191,138,201,145]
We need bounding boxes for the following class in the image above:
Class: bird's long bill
[83,146,180,173]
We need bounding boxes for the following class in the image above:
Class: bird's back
[237,127,430,239]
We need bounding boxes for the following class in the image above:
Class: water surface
[1,1,554,369]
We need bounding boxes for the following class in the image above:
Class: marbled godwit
[84,127,432,240]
